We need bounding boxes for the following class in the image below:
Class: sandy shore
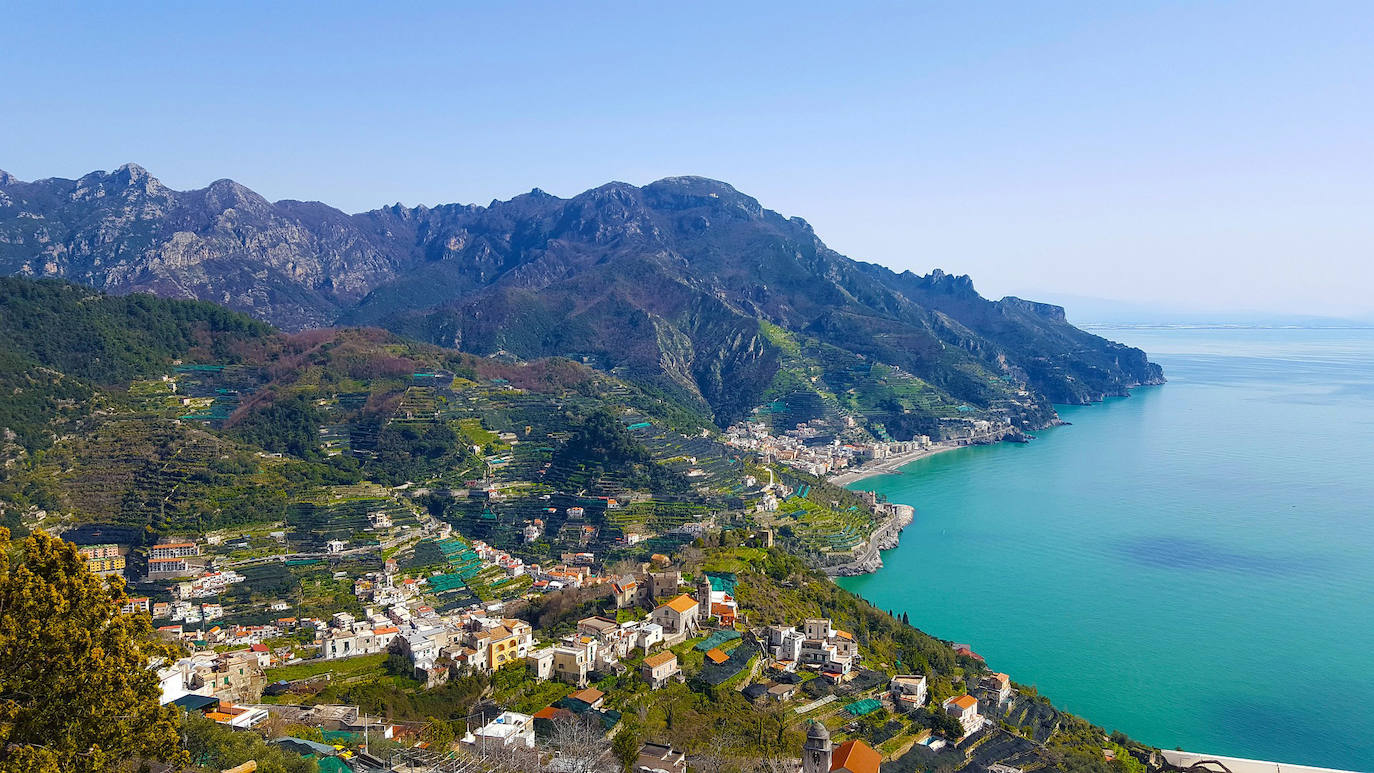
[827,441,970,486]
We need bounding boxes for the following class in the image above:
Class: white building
[943,694,983,736]
[986,672,1012,704]
[890,674,928,711]
[650,594,700,636]
[462,711,534,750]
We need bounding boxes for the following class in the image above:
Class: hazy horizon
[5,1,1371,317]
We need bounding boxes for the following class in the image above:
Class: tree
[927,706,965,741]
[548,715,611,773]
[181,713,316,773]
[422,716,456,752]
[611,720,642,771]
[0,528,188,773]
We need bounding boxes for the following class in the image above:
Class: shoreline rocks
[824,504,915,576]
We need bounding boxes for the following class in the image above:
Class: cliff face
[0,164,405,329]
[0,167,1162,426]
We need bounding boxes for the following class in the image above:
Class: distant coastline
[828,438,987,486]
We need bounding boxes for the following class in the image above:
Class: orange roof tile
[661,594,697,614]
[570,687,604,704]
[705,648,729,664]
[643,651,677,668]
[533,706,574,721]
[830,739,881,773]
[950,694,978,710]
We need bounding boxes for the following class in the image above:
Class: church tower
[802,720,832,773]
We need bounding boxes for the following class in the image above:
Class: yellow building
[79,544,125,575]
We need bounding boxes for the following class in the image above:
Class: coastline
[822,503,914,576]
[827,439,975,486]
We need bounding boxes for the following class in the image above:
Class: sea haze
[837,327,1374,770]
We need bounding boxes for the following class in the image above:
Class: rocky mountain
[0,165,1162,431]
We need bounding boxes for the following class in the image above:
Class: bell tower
[802,720,831,773]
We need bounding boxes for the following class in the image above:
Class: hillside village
[134,530,1158,773]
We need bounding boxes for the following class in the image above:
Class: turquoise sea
[837,328,1374,771]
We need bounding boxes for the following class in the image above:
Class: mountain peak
[924,268,979,295]
[204,178,268,209]
[651,175,734,189]
[0,169,14,186]
[114,162,152,182]
[642,176,764,218]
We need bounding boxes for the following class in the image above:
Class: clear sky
[4,1,1372,317]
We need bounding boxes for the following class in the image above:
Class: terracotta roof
[660,594,698,614]
[533,706,574,720]
[570,687,604,704]
[830,739,881,773]
[833,630,853,640]
[705,648,729,664]
[949,694,978,710]
[373,626,399,635]
[643,651,677,668]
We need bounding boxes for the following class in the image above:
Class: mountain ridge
[0,165,1163,433]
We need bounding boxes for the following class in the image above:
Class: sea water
[837,327,1374,770]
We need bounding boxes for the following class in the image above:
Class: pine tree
[0,528,188,772]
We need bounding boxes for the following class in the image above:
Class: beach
[827,440,969,486]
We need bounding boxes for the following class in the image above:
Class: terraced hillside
[0,278,891,569]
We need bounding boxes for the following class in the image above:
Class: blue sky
[4,1,1372,316]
